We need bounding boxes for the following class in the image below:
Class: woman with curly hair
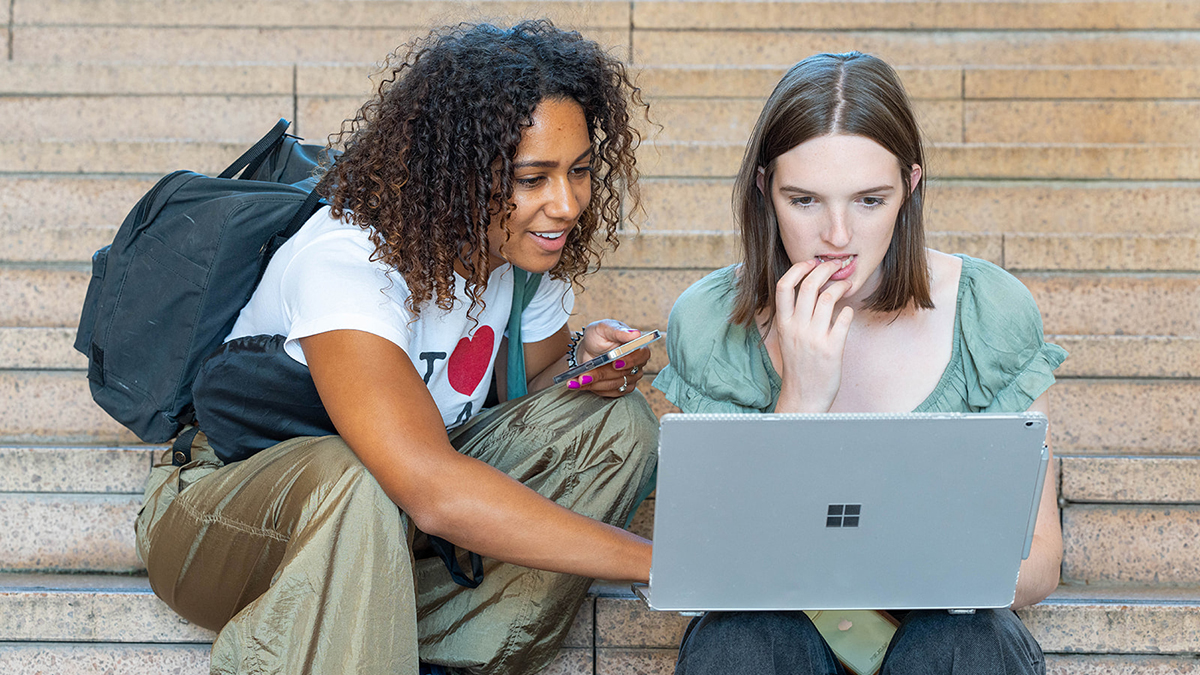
[135,21,657,675]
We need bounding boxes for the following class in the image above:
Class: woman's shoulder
[957,254,1038,307]
[668,264,740,330]
[947,254,1067,412]
[655,265,777,414]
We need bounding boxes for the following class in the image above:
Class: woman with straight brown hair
[654,52,1065,674]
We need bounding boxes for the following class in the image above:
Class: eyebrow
[513,148,593,170]
[778,184,897,196]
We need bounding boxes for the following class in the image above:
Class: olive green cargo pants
[135,386,658,675]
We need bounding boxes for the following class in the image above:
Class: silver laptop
[636,412,1049,612]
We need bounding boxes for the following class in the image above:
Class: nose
[544,176,584,221]
[822,208,851,248]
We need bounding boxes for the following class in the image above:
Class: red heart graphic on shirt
[447,325,495,395]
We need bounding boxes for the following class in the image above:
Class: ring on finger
[618,375,628,393]
[630,366,640,375]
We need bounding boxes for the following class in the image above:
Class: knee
[677,612,832,675]
[285,437,393,518]
[885,610,1042,675]
[590,391,659,467]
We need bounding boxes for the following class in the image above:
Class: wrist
[776,382,832,414]
[566,330,585,367]
[576,324,604,363]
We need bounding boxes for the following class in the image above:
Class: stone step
[644,98,1200,145]
[0,643,211,674]
[0,446,156,494]
[0,328,83,370]
[4,445,1199,578]
[16,0,631,30]
[1063,505,1200,586]
[0,95,293,143]
[13,0,1200,32]
[638,65,1200,100]
[0,372,138,445]
[7,256,1200,334]
[9,176,1200,265]
[639,142,1200,180]
[0,494,143,572]
[606,231,1200,273]
[6,139,1200,180]
[1,345,1196,442]
[1061,455,1200,504]
[0,572,591,671]
[0,445,155,574]
[0,637,1199,674]
[639,179,1200,235]
[10,25,629,64]
[0,574,1196,663]
[632,30,1200,68]
[11,207,1198,272]
[632,1,1200,31]
[591,582,1200,654]
[572,269,1200,338]
[626,493,1200,588]
[0,62,294,95]
[5,94,1198,151]
[635,376,1200,457]
[1053,336,1200,380]
[7,328,1200,384]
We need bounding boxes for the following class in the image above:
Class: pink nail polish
[568,381,580,389]
[614,360,626,369]
[582,375,593,384]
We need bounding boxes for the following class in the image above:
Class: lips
[815,254,856,282]
[529,228,570,252]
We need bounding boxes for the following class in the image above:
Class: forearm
[1012,533,1062,609]
[415,451,651,581]
[527,350,572,393]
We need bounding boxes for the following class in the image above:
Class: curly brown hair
[316,20,644,320]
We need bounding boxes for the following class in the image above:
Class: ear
[908,164,922,194]
[756,166,766,195]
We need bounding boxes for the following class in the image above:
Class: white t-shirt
[227,207,573,429]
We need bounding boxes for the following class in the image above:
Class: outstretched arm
[1012,392,1062,609]
[301,329,651,582]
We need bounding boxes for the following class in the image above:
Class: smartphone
[553,329,663,384]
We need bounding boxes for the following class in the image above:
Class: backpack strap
[170,426,201,466]
[219,118,291,180]
[504,267,544,401]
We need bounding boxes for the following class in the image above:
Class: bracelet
[567,330,585,368]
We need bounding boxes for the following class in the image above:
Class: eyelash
[515,166,591,188]
[788,196,886,208]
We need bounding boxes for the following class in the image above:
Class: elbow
[401,480,467,542]
[408,502,456,541]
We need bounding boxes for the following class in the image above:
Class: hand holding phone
[554,329,662,384]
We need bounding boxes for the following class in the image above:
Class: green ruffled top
[653,255,1068,415]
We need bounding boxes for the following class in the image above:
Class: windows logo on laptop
[827,504,862,528]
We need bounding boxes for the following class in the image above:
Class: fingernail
[568,381,580,389]
[614,360,626,369]
[624,328,638,333]
[582,375,593,384]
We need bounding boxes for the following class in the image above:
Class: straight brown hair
[731,52,932,329]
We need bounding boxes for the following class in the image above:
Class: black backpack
[76,118,544,453]
[75,119,330,443]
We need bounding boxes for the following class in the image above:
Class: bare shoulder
[926,249,963,311]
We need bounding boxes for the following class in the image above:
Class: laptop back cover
[647,413,1049,612]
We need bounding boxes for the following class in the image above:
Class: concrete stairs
[2,0,1198,673]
